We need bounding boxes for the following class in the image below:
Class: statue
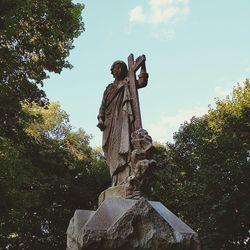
[66,54,201,250]
[97,54,155,196]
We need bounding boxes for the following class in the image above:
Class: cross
[127,53,147,131]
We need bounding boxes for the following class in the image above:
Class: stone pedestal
[98,185,142,206]
[67,197,200,250]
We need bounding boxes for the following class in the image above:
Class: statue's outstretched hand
[97,117,105,131]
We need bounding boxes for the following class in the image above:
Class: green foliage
[149,79,250,249]
[1,5,248,247]
[22,101,71,141]
[0,103,110,249]
[208,79,250,135]
[0,2,101,248]
[0,0,84,140]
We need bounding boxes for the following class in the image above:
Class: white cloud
[149,6,179,23]
[129,0,190,25]
[146,106,207,143]
[129,6,146,23]
[178,0,190,4]
[214,86,231,99]
[149,0,174,7]
[245,66,250,72]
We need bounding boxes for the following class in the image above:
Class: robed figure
[97,57,148,186]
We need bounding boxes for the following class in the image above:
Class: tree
[149,79,250,249]
[0,2,109,248]
[0,102,110,249]
[0,0,84,140]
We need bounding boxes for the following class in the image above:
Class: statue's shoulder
[104,83,114,93]
[102,83,116,97]
[105,83,113,89]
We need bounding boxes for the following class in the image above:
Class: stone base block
[98,185,140,206]
[67,197,200,250]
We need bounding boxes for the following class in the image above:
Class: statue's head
[110,60,128,80]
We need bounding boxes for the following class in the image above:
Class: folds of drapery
[100,79,134,180]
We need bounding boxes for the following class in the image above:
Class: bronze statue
[97,54,154,193]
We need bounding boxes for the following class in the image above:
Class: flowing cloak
[98,77,134,180]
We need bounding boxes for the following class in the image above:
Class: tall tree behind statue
[0,0,84,141]
[0,1,90,249]
[149,79,250,250]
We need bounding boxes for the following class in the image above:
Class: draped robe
[98,77,134,185]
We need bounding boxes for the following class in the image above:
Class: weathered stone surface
[66,210,95,250]
[98,185,128,207]
[98,182,143,207]
[67,197,200,250]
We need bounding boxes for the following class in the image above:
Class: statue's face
[111,64,123,80]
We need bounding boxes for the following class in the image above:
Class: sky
[43,0,250,147]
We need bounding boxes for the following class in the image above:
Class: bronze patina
[97,54,154,197]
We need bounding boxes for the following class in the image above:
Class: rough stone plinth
[98,185,137,206]
[67,197,200,250]
[67,210,95,250]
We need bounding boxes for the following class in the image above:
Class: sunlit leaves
[0,0,84,140]
[150,79,250,249]
[208,79,250,135]
[22,101,70,141]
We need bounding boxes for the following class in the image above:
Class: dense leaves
[149,79,250,250]
[0,1,112,249]
[0,2,110,248]
[0,102,110,249]
[2,80,248,249]
[0,0,84,140]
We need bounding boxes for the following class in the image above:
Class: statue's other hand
[138,72,148,88]
[97,118,105,131]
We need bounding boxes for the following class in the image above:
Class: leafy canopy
[0,0,84,139]
[149,79,250,250]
